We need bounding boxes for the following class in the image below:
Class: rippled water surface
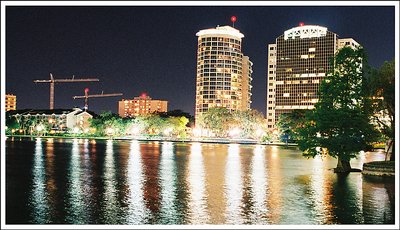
[6,137,395,224]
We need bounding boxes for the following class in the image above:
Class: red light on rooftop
[231,16,237,23]
[141,93,147,98]
[299,22,305,26]
[84,88,89,93]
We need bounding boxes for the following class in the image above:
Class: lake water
[5,137,395,225]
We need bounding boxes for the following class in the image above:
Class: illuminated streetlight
[106,127,114,136]
[73,127,80,134]
[36,125,44,132]
[229,127,242,138]
[163,127,173,136]
[192,128,202,137]
[256,128,265,138]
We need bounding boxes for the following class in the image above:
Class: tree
[196,108,270,140]
[196,108,232,137]
[276,110,306,143]
[89,112,129,136]
[297,46,379,173]
[367,60,395,160]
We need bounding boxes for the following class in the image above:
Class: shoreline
[5,134,298,146]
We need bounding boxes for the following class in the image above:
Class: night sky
[5,5,395,116]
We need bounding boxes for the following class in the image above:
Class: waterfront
[5,137,395,225]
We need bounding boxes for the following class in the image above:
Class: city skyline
[4,4,396,116]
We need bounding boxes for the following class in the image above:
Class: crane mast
[33,73,99,109]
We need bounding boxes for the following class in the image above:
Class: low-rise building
[118,94,168,117]
[5,94,17,111]
[6,108,96,134]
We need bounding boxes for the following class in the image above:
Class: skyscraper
[195,25,253,122]
[266,24,359,130]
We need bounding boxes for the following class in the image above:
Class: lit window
[308,48,316,52]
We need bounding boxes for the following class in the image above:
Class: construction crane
[73,88,123,111]
[33,73,99,109]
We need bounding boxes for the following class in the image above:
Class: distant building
[5,94,16,111]
[6,108,96,134]
[195,25,253,122]
[118,94,168,117]
[266,24,360,130]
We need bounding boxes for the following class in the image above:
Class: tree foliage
[196,108,270,140]
[366,59,395,160]
[276,110,306,142]
[297,46,379,172]
[89,112,130,136]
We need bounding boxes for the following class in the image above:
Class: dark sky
[6,5,395,116]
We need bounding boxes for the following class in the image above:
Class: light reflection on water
[187,142,208,224]
[31,138,49,223]
[6,138,395,225]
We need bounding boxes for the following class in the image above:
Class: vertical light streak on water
[352,174,364,223]
[159,142,179,224]
[224,143,243,224]
[250,145,268,224]
[266,145,282,224]
[309,155,332,223]
[126,140,147,224]
[30,138,49,223]
[187,142,208,224]
[65,139,86,223]
[102,139,118,223]
[44,138,58,221]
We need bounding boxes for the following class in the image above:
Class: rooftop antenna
[231,16,237,28]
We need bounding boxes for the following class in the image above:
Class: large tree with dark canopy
[297,46,379,173]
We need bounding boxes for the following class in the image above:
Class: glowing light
[192,128,202,137]
[299,22,304,26]
[256,128,265,137]
[106,127,114,135]
[130,126,140,135]
[230,15,237,23]
[229,127,242,137]
[84,88,89,93]
[73,127,80,134]
[36,125,44,132]
[163,127,173,136]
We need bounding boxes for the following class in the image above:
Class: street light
[229,127,242,138]
[106,127,114,136]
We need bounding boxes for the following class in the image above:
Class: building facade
[195,25,253,122]
[5,94,17,111]
[266,24,359,130]
[118,94,168,117]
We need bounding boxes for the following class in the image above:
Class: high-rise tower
[266,24,359,130]
[195,25,253,122]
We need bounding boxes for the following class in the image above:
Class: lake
[5,137,395,225]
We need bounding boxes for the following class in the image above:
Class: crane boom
[73,93,123,99]
[73,89,123,110]
[33,73,99,109]
[34,78,99,83]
